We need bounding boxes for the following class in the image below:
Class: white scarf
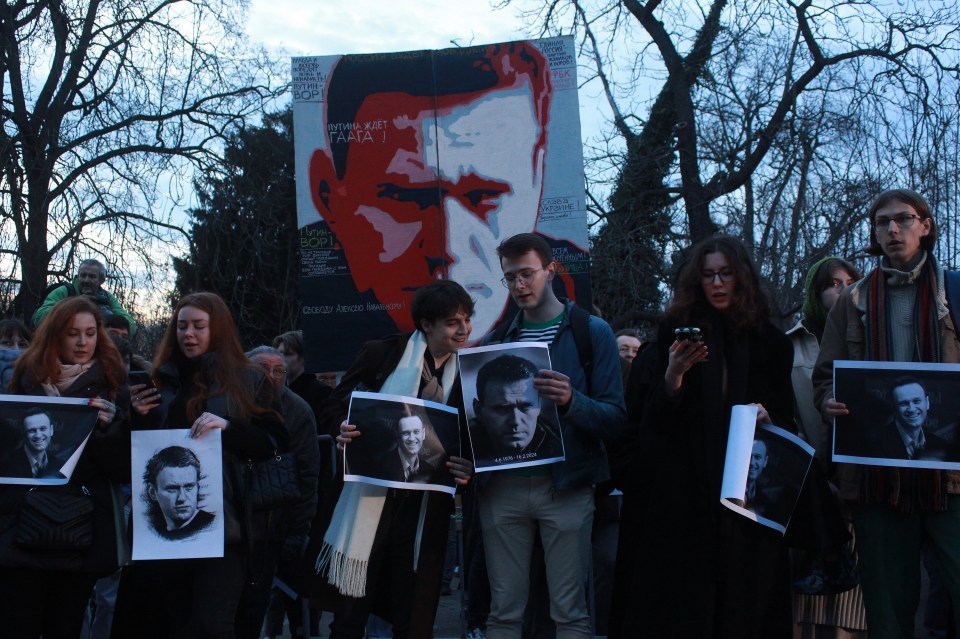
[316,331,457,597]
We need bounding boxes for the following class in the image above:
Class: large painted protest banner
[292,37,591,371]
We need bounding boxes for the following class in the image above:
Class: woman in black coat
[622,236,796,639]
[111,292,286,639]
[0,296,129,639]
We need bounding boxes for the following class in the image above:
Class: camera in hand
[674,327,702,342]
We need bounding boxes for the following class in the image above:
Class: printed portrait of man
[870,376,960,462]
[376,413,442,484]
[470,353,563,467]
[744,438,784,520]
[142,446,215,540]
[306,41,583,340]
[0,408,67,479]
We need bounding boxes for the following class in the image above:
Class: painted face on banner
[311,83,545,337]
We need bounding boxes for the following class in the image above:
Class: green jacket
[32,278,136,335]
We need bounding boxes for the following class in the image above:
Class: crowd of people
[0,187,957,639]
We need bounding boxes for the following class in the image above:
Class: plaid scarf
[862,253,947,513]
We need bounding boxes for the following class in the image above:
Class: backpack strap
[488,314,514,345]
[946,270,960,334]
[565,303,594,396]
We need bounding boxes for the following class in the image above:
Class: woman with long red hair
[0,296,129,639]
[111,291,286,639]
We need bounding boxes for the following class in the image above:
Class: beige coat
[812,265,960,499]
[787,321,831,466]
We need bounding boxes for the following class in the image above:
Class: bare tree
[0,0,284,319]
[507,0,960,319]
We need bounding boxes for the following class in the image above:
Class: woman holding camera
[622,235,796,639]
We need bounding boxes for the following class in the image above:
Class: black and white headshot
[345,391,461,494]
[141,446,215,540]
[0,396,100,485]
[741,431,805,527]
[458,343,564,471]
[131,429,224,560]
[721,407,814,534]
[833,361,960,470]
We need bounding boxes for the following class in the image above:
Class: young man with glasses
[813,189,960,639]
[477,232,625,639]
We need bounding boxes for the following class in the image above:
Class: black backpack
[947,270,960,333]
[40,281,77,299]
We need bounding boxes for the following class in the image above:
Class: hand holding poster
[0,396,100,485]
[721,405,814,534]
[833,361,960,469]
[344,392,461,495]
[457,343,564,472]
[131,429,224,560]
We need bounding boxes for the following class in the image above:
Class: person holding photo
[624,235,796,638]
[110,292,286,639]
[316,279,474,639]
[814,189,960,639]
[1,296,129,639]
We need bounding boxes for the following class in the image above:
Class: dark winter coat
[623,315,796,639]
[134,353,286,545]
[311,333,469,636]
[0,362,130,574]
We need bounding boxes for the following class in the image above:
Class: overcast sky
[244,0,530,57]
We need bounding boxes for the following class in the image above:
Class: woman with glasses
[621,235,796,638]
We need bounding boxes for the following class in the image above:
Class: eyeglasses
[501,268,543,288]
[701,269,735,284]
[874,214,922,232]
[265,366,287,380]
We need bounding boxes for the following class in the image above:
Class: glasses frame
[701,269,735,284]
[500,267,544,289]
[874,213,922,232]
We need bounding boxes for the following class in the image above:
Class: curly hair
[666,235,771,333]
[153,292,272,423]
[10,297,126,395]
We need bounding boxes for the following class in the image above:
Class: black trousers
[0,567,99,639]
[328,489,451,639]
[111,547,247,639]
